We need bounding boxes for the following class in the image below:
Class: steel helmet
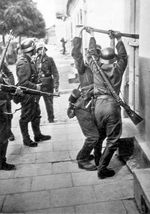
[36,42,47,52]
[21,38,35,53]
[100,47,116,64]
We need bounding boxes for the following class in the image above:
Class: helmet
[36,42,47,52]
[101,47,115,60]
[100,47,116,64]
[21,38,35,53]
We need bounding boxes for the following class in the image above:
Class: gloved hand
[36,84,42,91]
[84,27,94,34]
[108,30,122,40]
[14,86,24,96]
[113,31,122,39]
[55,87,60,96]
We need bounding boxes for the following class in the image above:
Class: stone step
[117,137,150,170]
[134,168,150,214]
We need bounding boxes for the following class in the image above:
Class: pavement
[0,46,140,213]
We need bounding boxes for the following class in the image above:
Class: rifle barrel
[76,25,139,39]
[0,84,60,97]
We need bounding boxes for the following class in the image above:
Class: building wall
[139,0,150,143]
[67,0,136,102]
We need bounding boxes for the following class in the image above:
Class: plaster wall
[139,0,150,142]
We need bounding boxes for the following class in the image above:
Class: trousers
[19,98,41,143]
[95,97,122,170]
[0,103,10,165]
[75,98,100,160]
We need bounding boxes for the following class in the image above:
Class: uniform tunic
[36,54,59,121]
[0,63,15,165]
[71,37,100,160]
[87,37,127,150]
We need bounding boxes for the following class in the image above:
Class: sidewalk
[0,47,140,213]
[0,115,140,214]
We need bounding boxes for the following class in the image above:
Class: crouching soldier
[67,30,102,171]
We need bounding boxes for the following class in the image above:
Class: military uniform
[0,63,15,170]
[3,64,15,141]
[36,52,59,122]
[16,49,51,146]
[87,35,127,178]
[71,37,100,170]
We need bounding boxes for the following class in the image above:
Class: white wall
[86,0,126,48]
[139,0,150,58]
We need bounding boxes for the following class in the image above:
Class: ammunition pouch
[40,76,54,92]
[41,76,53,85]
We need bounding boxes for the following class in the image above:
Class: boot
[97,147,116,179]
[76,144,97,171]
[23,139,38,147]
[31,118,51,142]
[94,143,102,166]
[94,149,102,166]
[34,134,51,142]
[78,160,97,171]
[76,143,93,162]
[98,168,115,179]
[2,162,16,170]
[0,140,16,170]
[19,121,38,147]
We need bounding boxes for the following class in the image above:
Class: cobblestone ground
[0,45,140,214]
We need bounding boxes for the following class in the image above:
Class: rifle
[0,84,60,97]
[91,56,143,125]
[76,25,139,39]
[0,31,13,84]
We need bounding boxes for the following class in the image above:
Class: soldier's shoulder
[48,56,54,61]
[16,55,28,66]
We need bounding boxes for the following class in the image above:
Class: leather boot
[76,143,93,162]
[34,134,51,142]
[31,118,51,142]
[23,139,38,147]
[2,162,16,170]
[94,143,102,166]
[0,140,16,170]
[78,160,97,171]
[0,140,8,169]
[97,147,116,179]
[19,121,37,147]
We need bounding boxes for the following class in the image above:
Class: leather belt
[95,94,113,99]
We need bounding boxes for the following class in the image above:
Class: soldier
[36,42,59,123]
[0,63,16,141]
[15,38,51,147]
[67,30,102,171]
[86,28,128,179]
[60,38,67,55]
[0,63,16,170]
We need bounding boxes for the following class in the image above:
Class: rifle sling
[91,56,122,105]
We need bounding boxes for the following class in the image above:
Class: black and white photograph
[0,0,149,213]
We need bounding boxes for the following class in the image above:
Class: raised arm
[71,31,86,74]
